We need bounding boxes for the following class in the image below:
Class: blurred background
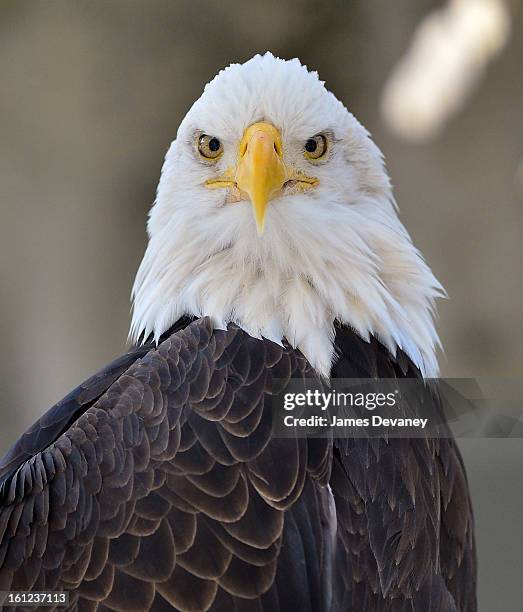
[0,1,521,609]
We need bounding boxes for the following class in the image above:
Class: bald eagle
[0,54,476,611]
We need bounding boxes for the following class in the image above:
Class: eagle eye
[304,134,327,160]
[198,134,223,160]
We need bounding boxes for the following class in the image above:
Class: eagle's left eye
[304,134,327,160]
[198,135,223,160]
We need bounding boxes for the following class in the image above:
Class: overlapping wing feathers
[0,319,331,611]
[0,318,476,611]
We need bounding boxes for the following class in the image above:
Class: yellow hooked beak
[235,122,286,234]
[204,121,318,235]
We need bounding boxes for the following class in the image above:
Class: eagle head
[131,53,444,378]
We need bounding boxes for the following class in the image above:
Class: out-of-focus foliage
[381,0,512,141]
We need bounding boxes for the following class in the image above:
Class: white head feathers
[131,53,444,377]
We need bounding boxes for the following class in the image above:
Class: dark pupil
[208,137,220,152]
[305,138,317,153]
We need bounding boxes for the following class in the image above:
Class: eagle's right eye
[198,135,223,160]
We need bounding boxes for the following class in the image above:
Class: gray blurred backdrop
[0,1,521,609]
